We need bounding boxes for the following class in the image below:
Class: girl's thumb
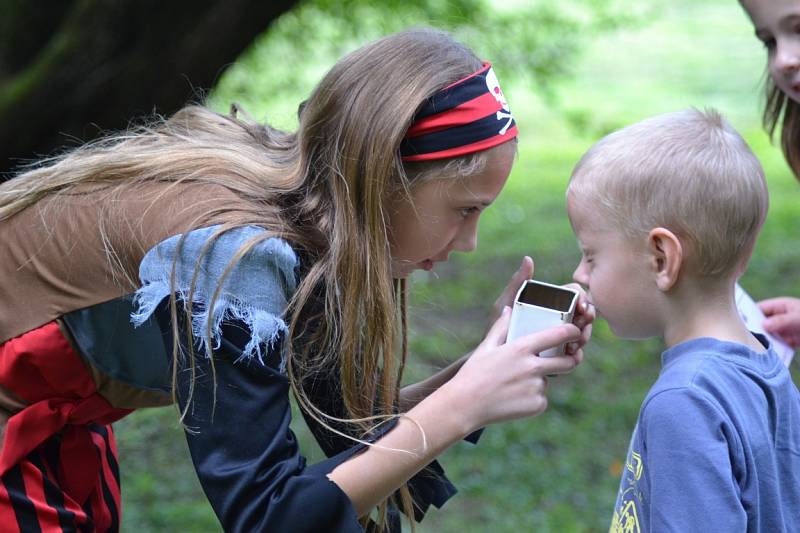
[484,306,512,346]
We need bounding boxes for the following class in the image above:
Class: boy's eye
[762,37,776,51]
[459,206,480,218]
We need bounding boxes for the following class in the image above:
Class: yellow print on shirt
[610,499,640,533]
[626,451,643,481]
[610,451,643,533]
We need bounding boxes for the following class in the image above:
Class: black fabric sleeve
[299,364,461,524]
[155,304,364,533]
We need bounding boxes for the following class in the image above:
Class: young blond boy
[566,108,800,532]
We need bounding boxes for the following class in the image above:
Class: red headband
[400,62,518,161]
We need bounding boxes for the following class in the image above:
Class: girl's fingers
[561,283,594,320]
[510,256,534,287]
[577,323,593,348]
[510,323,581,355]
[757,297,788,317]
[484,306,512,346]
[565,341,580,355]
[517,256,534,282]
[535,354,580,376]
[497,257,534,307]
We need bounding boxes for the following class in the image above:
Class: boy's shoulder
[640,335,791,425]
[655,335,783,386]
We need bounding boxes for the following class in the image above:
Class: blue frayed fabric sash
[131,225,298,370]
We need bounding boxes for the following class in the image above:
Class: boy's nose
[572,262,588,287]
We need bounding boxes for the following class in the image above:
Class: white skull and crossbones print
[485,68,513,135]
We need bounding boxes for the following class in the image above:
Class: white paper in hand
[736,283,794,366]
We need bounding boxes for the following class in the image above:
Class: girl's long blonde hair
[0,28,487,530]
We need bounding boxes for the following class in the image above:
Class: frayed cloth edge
[131,278,288,371]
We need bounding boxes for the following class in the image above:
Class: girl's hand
[489,256,534,328]
[758,296,800,348]
[443,306,582,432]
[562,283,595,358]
[488,257,595,358]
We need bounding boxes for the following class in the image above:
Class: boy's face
[567,192,662,339]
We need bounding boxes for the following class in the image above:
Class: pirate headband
[400,62,518,161]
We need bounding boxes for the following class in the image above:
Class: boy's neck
[660,277,765,352]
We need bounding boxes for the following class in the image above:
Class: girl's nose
[775,41,800,74]
[452,219,479,253]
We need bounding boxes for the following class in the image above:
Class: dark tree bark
[0,0,298,176]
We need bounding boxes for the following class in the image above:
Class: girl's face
[741,0,800,102]
[388,143,515,279]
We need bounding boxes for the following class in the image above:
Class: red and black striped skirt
[0,321,131,532]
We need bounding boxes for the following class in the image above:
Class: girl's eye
[762,37,776,51]
[459,206,480,218]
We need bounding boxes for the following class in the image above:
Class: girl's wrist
[422,379,480,439]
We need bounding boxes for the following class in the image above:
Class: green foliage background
[116,0,799,531]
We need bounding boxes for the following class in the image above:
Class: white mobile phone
[506,279,579,357]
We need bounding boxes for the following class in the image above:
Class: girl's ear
[647,227,683,291]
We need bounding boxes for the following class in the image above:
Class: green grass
[117,0,800,531]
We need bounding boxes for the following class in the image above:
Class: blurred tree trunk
[0,0,298,176]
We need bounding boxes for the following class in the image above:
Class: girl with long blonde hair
[0,28,592,532]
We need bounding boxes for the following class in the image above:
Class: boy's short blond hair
[567,108,768,277]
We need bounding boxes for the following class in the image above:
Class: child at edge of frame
[565,107,800,532]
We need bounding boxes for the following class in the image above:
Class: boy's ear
[647,227,682,291]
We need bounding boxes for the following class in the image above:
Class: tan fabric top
[0,181,257,343]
